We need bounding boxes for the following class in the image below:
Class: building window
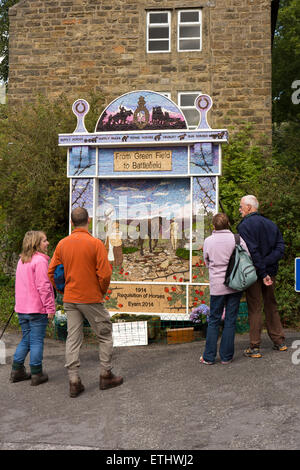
[177,9,202,52]
[160,92,171,99]
[178,92,201,129]
[147,11,171,53]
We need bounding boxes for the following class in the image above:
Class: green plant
[0,92,105,268]
[253,165,300,327]
[219,125,264,224]
[175,248,189,260]
[219,125,300,327]
[0,279,19,330]
[122,247,139,254]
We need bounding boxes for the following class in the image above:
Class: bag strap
[234,233,240,245]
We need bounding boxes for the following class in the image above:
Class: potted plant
[189,304,210,337]
[54,305,68,341]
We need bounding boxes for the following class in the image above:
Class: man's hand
[263,275,273,286]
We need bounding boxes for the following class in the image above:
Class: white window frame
[178,91,201,129]
[177,9,202,52]
[160,92,171,99]
[147,11,171,53]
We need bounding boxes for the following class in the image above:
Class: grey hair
[242,195,259,209]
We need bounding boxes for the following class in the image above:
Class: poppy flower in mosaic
[172,287,176,292]
[167,297,172,301]
[118,304,123,308]
[164,287,169,293]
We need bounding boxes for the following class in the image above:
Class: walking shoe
[221,359,233,365]
[69,379,85,398]
[243,347,262,358]
[31,371,48,386]
[273,343,288,351]
[199,356,214,365]
[99,370,123,390]
[10,366,31,383]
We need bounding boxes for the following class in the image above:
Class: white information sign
[112,321,148,347]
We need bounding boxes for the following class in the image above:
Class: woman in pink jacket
[10,231,56,386]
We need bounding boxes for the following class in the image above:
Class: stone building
[8,0,278,139]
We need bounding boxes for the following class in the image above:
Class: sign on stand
[296,258,300,292]
[112,321,148,347]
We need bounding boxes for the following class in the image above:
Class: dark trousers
[246,277,285,348]
[203,292,242,363]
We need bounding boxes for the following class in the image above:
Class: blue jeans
[203,292,242,363]
[13,314,48,371]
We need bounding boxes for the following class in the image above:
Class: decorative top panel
[95,90,188,132]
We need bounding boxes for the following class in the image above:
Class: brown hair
[20,231,46,263]
[71,207,89,227]
[212,213,230,231]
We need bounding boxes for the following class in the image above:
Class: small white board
[112,321,148,347]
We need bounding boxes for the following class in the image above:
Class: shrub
[0,92,105,270]
[219,126,300,327]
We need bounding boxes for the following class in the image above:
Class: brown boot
[69,379,85,398]
[10,366,31,383]
[31,371,48,386]
[99,370,123,390]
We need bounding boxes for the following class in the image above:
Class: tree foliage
[219,125,266,224]
[0,92,105,267]
[219,126,300,327]
[272,0,300,124]
[0,0,19,83]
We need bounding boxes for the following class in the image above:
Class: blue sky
[98,178,190,221]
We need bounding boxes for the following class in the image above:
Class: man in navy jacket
[237,195,287,358]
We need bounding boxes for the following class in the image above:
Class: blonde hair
[20,231,46,263]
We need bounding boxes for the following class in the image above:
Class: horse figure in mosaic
[152,106,182,128]
[137,216,163,256]
[127,216,164,256]
[109,107,133,126]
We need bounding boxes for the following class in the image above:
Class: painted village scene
[66,90,224,315]
[96,178,190,283]
[71,175,216,286]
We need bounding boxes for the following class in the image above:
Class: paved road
[0,330,300,450]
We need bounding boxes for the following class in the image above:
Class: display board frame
[60,91,228,319]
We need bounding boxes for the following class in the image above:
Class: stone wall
[8,0,272,140]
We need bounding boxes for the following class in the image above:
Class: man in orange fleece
[48,207,123,397]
